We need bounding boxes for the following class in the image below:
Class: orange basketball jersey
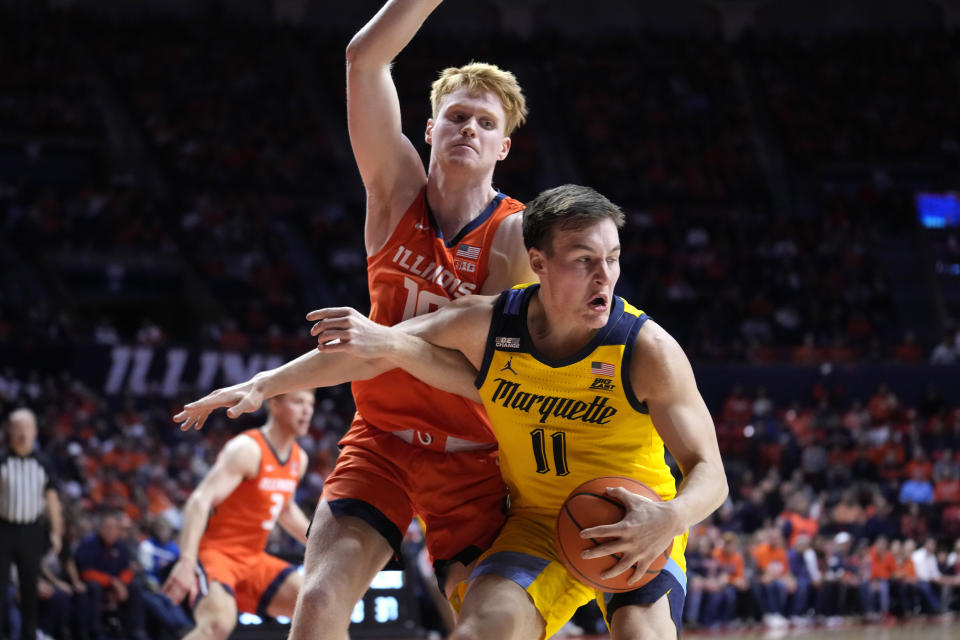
[350,189,524,444]
[200,429,302,555]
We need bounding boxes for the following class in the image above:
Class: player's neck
[260,421,294,459]
[425,171,498,239]
[526,292,599,361]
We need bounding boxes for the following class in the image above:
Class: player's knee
[611,614,676,640]
[194,614,236,640]
[449,607,530,640]
[448,626,484,640]
[299,575,343,615]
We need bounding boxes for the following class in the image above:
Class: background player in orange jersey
[161,390,314,640]
[176,1,536,639]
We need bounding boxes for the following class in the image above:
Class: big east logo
[589,377,616,392]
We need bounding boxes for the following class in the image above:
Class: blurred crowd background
[2,0,960,637]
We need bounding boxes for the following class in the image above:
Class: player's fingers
[606,485,654,505]
[226,393,263,418]
[315,329,352,346]
[181,391,226,413]
[580,534,633,559]
[161,580,181,602]
[180,412,207,431]
[579,522,623,540]
[625,559,658,585]
[305,307,353,322]
[310,318,352,337]
[600,555,639,580]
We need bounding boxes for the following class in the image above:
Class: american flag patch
[456,243,481,260]
[591,361,615,377]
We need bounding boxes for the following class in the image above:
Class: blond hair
[430,62,527,136]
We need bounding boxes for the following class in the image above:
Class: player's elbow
[185,491,213,518]
[710,461,729,506]
[345,35,379,73]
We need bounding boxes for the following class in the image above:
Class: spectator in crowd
[864,536,896,621]
[899,467,935,505]
[751,528,793,628]
[780,493,819,547]
[930,334,958,365]
[820,531,861,623]
[910,537,944,614]
[74,510,147,640]
[786,534,820,624]
[891,539,919,616]
[684,535,717,627]
[137,516,191,637]
[710,531,750,628]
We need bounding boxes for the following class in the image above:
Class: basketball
[554,476,673,593]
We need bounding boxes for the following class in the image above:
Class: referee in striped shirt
[1,408,63,640]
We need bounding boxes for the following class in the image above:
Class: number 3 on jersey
[401,277,450,321]
[261,493,284,530]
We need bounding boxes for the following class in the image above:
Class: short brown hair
[430,62,527,136]
[522,185,625,254]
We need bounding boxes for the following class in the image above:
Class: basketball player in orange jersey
[174,1,534,638]
[161,390,314,639]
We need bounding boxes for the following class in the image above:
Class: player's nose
[593,261,612,284]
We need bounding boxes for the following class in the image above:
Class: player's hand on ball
[579,485,680,584]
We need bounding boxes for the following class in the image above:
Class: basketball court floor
[560,617,960,640]
[382,616,960,640]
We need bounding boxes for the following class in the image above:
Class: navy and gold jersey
[475,284,677,517]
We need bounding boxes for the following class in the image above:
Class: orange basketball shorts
[322,422,507,565]
[196,546,294,616]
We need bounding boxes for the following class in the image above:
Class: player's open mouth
[588,296,607,311]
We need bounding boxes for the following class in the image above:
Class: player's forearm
[279,504,310,545]
[381,331,480,400]
[666,460,728,536]
[346,0,443,69]
[252,349,389,399]
[177,493,213,561]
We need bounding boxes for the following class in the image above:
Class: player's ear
[497,137,511,161]
[529,247,546,276]
[425,119,434,145]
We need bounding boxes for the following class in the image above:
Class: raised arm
[160,435,259,604]
[347,0,442,253]
[306,295,495,401]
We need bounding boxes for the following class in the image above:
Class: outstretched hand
[578,486,681,585]
[173,379,265,431]
[307,307,399,359]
